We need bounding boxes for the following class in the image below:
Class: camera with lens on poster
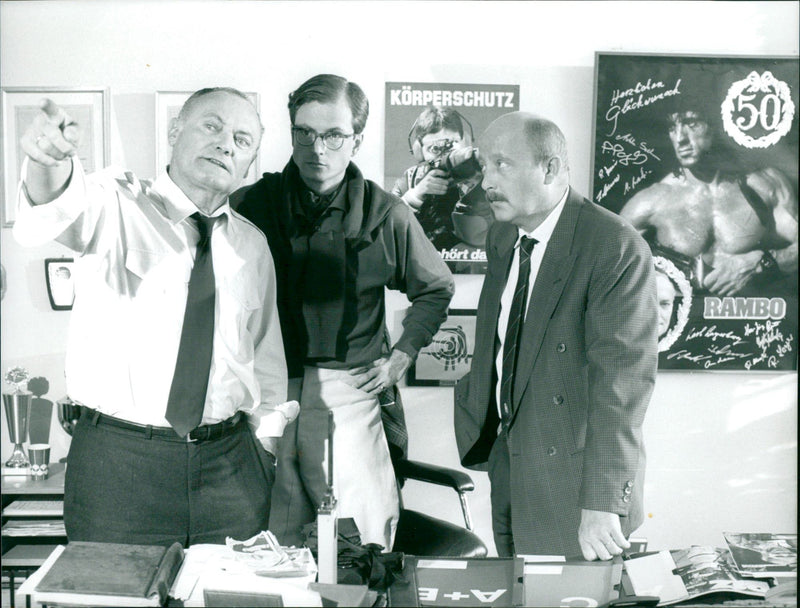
[423,140,483,183]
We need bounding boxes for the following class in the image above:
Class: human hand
[410,169,451,199]
[703,250,762,296]
[20,99,80,166]
[578,509,630,561]
[348,349,412,396]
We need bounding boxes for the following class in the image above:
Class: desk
[14,546,798,607]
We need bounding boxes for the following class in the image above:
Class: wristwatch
[758,249,779,274]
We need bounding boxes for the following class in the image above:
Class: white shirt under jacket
[495,188,569,415]
[14,157,296,446]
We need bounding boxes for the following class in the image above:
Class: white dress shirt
[14,158,296,444]
[495,189,569,414]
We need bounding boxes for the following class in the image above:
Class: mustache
[485,190,505,202]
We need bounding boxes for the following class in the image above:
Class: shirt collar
[293,177,348,221]
[516,187,569,248]
[153,169,231,224]
[304,178,347,210]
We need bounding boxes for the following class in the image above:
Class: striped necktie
[499,236,537,430]
[165,213,217,437]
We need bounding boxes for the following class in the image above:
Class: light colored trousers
[268,366,400,550]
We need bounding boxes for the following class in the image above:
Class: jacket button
[622,495,631,503]
[547,446,557,456]
[624,486,632,495]
[557,343,566,353]
[625,480,634,488]
[553,395,564,405]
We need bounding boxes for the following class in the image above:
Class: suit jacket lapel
[512,189,584,411]
[483,222,518,335]
[470,223,517,414]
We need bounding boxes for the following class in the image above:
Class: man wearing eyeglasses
[233,74,454,551]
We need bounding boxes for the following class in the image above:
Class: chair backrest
[392,457,488,557]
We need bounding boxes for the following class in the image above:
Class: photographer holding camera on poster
[392,106,494,252]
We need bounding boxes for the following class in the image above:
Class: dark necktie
[165,213,218,437]
[499,236,537,430]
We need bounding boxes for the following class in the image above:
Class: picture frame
[154,90,261,184]
[1,87,110,227]
[44,258,76,311]
[590,53,798,372]
[407,309,477,386]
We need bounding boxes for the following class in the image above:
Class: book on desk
[22,540,184,607]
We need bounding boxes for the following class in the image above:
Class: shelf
[1,462,66,495]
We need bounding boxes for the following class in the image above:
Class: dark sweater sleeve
[388,202,455,359]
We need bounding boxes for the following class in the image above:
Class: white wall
[1,0,797,556]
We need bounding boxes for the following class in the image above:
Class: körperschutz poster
[591,53,798,371]
[384,82,520,274]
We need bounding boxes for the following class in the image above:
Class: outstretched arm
[20,99,80,204]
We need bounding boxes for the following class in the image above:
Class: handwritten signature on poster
[666,321,795,370]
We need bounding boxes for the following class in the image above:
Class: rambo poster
[591,53,798,371]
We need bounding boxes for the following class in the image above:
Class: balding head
[483,112,569,171]
[477,112,570,232]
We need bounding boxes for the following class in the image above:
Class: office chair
[391,458,488,558]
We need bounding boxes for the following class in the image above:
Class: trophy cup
[3,366,32,469]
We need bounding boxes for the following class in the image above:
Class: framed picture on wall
[383,82,520,276]
[154,90,261,184]
[44,258,76,311]
[590,53,798,372]
[1,87,110,227]
[407,309,476,386]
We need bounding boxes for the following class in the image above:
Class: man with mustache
[455,112,658,559]
[14,88,296,546]
[620,102,798,296]
[233,74,454,551]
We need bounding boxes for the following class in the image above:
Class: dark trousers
[488,430,515,557]
[64,413,275,547]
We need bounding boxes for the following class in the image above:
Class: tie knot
[192,213,217,241]
[519,236,537,259]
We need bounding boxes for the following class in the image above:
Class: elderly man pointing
[14,89,296,547]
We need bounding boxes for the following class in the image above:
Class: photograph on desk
[624,546,772,605]
[724,532,797,578]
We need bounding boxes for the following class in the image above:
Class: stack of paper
[4,499,64,517]
[2,519,66,536]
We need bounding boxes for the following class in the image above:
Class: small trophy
[3,366,32,469]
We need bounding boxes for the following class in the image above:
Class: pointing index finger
[40,98,65,123]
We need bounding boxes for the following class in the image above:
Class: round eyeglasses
[292,127,355,151]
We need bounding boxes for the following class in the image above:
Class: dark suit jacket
[454,188,658,556]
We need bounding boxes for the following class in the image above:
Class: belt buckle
[185,432,198,443]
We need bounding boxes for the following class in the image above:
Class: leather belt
[81,409,245,443]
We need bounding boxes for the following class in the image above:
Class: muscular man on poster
[620,106,798,296]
